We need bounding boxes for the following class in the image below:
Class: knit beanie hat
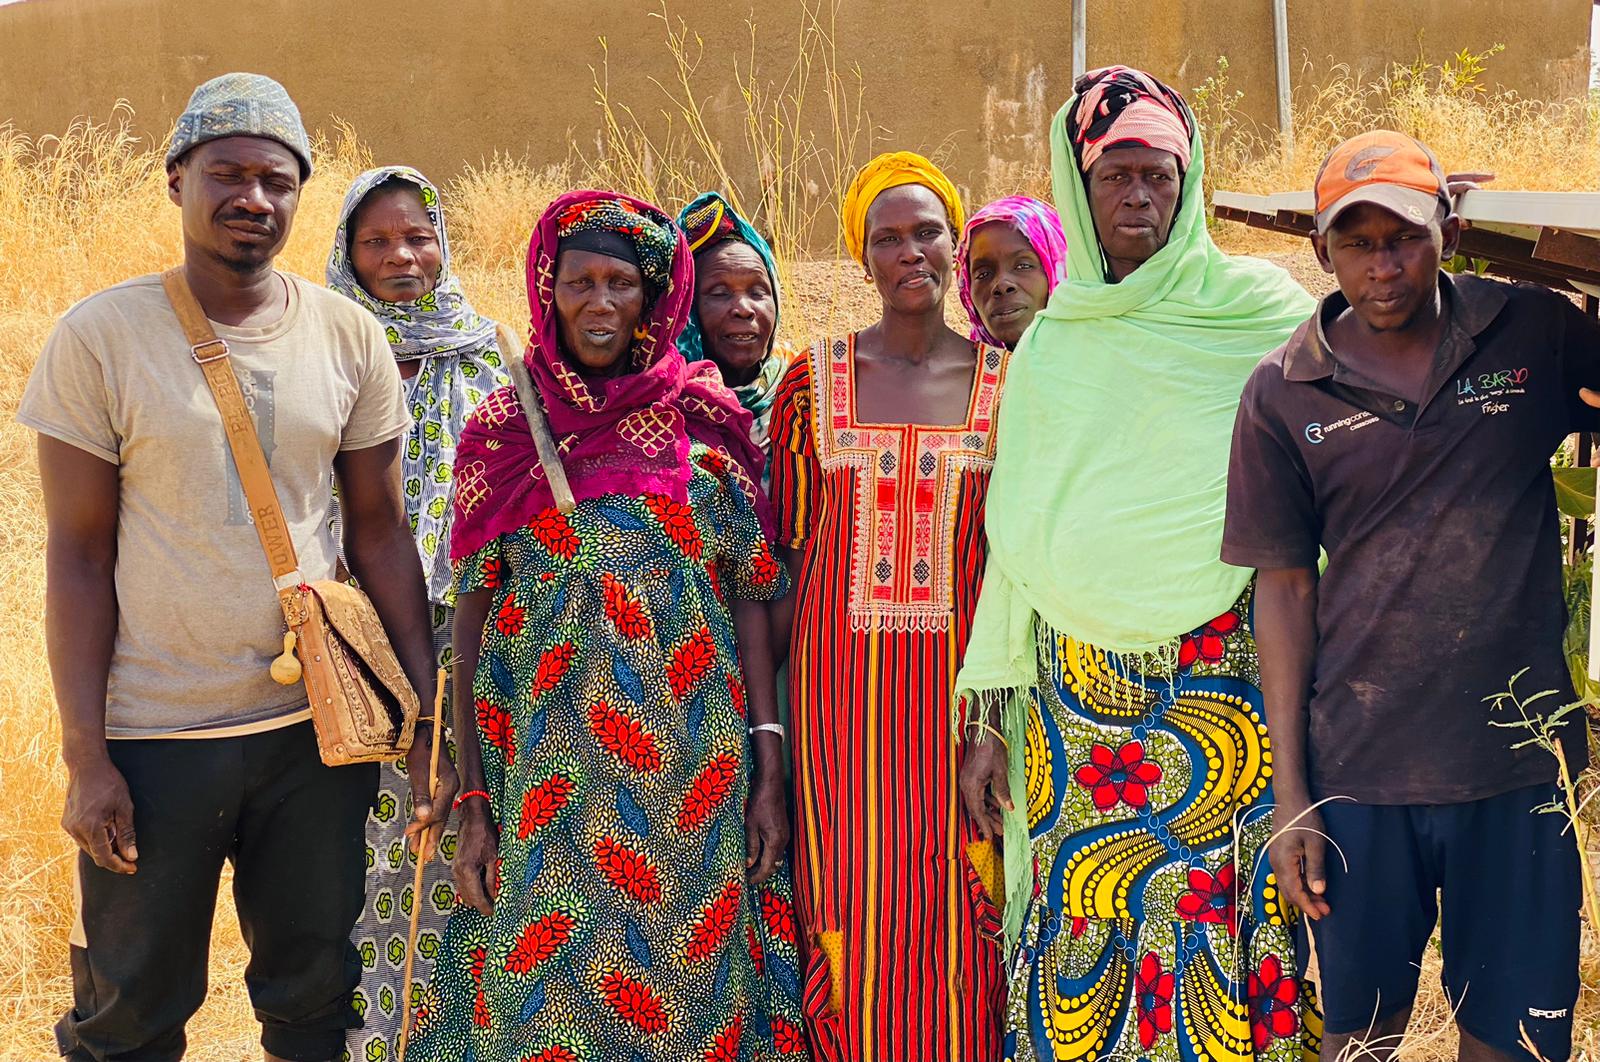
[165,72,312,178]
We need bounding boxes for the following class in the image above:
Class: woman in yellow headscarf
[768,151,1011,1061]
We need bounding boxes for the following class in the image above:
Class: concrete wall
[0,0,1590,203]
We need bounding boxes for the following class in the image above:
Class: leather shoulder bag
[162,267,420,765]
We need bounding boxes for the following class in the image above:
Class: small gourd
[270,630,302,685]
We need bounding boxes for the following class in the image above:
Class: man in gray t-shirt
[20,74,457,1062]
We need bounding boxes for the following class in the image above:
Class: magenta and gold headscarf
[449,191,766,562]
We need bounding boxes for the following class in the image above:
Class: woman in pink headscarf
[956,195,1069,350]
[405,191,808,1061]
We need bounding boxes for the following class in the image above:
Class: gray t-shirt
[18,272,411,738]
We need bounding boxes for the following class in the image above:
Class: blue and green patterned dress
[406,444,809,1062]
[1005,584,1321,1062]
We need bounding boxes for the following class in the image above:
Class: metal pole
[1272,0,1293,149]
[1073,0,1087,80]
[1583,294,1599,570]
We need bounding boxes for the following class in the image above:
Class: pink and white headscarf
[955,196,1070,347]
[1069,65,1193,173]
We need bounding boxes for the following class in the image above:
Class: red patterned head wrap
[449,190,768,562]
[1068,65,1194,174]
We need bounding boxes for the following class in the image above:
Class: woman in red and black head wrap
[407,190,808,1061]
[955,64,1326,1062]
[1066,65,1196,283]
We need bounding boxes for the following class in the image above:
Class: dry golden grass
[3,46,1600,1060]
[582,0,882,340]
[1198,49,1600,255]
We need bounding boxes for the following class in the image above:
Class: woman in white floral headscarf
[326,164,511,1059]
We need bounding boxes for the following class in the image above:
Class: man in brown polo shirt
[1223,131,1600,1062]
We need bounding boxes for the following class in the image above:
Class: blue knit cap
[165,73,313,178]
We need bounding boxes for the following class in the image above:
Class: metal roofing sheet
[1212,188,1600,295]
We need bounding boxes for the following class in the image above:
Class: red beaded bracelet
[453,789,491,809]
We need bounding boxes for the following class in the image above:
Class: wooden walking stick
[499,324,576,515]
[397,666,448,1062]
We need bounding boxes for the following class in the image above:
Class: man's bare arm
[334,439,457,853]
[1255,565,1330,920]
[40,436,136,873]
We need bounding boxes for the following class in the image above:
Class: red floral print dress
[405,445,808,1062]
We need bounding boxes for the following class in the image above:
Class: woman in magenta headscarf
[955,195,1069,350]
[405,191,808,1061]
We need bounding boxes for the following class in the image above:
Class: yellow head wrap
[842,150,965,264]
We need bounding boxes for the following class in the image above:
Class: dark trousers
[1312,782,1581,1061]
[56,722,377,1062]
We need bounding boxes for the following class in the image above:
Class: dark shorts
[1311,781,1580,1060]
[55,721,377,1062]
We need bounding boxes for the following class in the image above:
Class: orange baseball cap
[1313,130,1449,234]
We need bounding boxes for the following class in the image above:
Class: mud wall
[0,0,1589,199]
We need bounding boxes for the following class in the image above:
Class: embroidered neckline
[842,332,987,429]
[810,334,1010,632]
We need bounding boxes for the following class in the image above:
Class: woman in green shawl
[954,68,1322,1062]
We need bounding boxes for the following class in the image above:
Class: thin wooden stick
[396,666,447,1062]
[1555,736,1600,936]
[505,349,577,514]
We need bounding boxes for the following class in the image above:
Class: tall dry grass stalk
[584,0,882,340]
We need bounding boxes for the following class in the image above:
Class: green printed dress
[345,337,510,1062]
[407,444,809,1062]
[327,164,512,1062]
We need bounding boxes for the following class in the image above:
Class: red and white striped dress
[769,335,1011,1062]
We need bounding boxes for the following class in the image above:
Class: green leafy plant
[1390,42,1506,99]
[1190,57,1255,233]
[1563,551,1599,708]
[1485,670,1600,932]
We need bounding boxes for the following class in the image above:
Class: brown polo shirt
[1223,273,1600,804]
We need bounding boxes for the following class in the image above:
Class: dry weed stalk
[1486,672,1600,933]
[584,0,881,340]
[1484,672,1600,1055]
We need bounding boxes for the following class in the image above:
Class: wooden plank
[1217,188,1600,236]
[1214,205,1309,238]
[1211,194,1589,291]
[1534,228,1600,279]
[1273,209,1314,235]
[1456,228,1585,291]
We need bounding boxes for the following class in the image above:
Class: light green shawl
[956,91,1315,946]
